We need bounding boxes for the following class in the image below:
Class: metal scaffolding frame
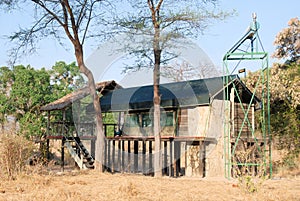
[223,14,271,179]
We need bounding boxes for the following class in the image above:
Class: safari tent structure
[41,75,266,178]
[41,14,271,178]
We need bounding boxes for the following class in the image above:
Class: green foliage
[0,93,8,126]
[269,63,300,160]
[0,67,14,125]
[238,175,264,193]
[0,61,81,140]
[103,113,118,137]
[50,61,84,101]
[19,112,46,139]
[242,16,300,171]
[103,113,118,124]
[9,65,52,120]
[245,61,299,169]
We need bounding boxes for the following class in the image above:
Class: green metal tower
[223,13,271,179]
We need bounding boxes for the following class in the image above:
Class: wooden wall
[231,103,255,139]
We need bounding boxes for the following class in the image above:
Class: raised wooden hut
[42,75,262,177]
[40,80,121,170]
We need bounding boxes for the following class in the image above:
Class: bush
[0,132,34,180]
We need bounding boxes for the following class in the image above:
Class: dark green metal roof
[91,75,259,112]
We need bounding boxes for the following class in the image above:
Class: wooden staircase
[65,137,94,169]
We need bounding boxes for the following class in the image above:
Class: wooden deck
[104,136,215,177]
[47,135,214,177]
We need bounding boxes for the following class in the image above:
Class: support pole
[169,139,173,177]
[46,111,50,160]
[149,141,153,175]
[134,140,138,173]
[61,137,65,172]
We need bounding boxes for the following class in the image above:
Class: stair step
[65,137,94,170]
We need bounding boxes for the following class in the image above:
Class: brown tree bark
[74,42,104,172]
[148,0,164,177]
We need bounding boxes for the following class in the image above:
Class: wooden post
[174,141,180,177]
[91,138,95,159]
[104,138,107,171]
[169,139,173,177]
[104,124,107,137]
[61,137,65,172]
[199,141,206,177]
[112,140,115,173]
[62,109,66,135]
[149,141,153,175]
[107,140,111,172]
[184,142,187,176]
[46,111,50,160]
[128,140,131,173]
[163,141,168,175]
[142,140,146,174]
[122,140,125,173]
[117,139,121,172]
[61,109,66,172]
[134,140,138,173]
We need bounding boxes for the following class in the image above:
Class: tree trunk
[75,44,104,172]
[153,27,162,177]
[153,82,162,177]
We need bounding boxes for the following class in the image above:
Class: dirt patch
[0,168,299,201]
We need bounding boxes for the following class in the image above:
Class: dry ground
[0,168,299,201]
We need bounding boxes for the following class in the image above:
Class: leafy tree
[273,17,300,64]
[0,67,14,129]
[115,0,231,177]
[269,63,300,166]
[245,65,299,169]
[50,61,85,101]
[9,65,52,142]
[1,0,112,171]
[0,63,83,157]
[268,18,300,159]
[9,65,51,120]
[0,93,8,130]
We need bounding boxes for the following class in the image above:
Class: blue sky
[0,0,299,72]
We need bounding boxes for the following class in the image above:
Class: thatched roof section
[40,80,121,111]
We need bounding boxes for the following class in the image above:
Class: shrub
[0,132,34,180]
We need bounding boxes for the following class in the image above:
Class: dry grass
[0,168,299,201]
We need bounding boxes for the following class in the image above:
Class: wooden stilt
[169,139,173,177]
[164,141,168,175]
[107,140,111,172]
[149,141,153,175]
[104,139,107,171]
[112,140,115,173]
[134,141,138,173]
[117,140,121,172]
[61,137,65,172]
[142,141,146,174]
[122,140,125,173]
[128,140,131,173]
[174,141,180,177]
